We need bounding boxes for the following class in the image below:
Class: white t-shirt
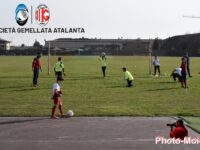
[153,59,160,66]
[176,68,182,76]
[52,83,60,97]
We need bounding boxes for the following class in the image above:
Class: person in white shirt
[153,56,161,76]
[51,77,64,119]
[171,68,182,82]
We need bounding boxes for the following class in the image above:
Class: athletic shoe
[51,116,59,119]
[60,115,65,118]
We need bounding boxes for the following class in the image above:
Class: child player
[180,57,188,88]
[98,52,107,78]
[122,67,134,87]
[51,77,64,119]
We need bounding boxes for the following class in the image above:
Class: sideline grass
[0,56,200,117]
[181,117,200,133]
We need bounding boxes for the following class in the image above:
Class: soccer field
[0,56,200,117]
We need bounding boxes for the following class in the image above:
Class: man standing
[153,56,161,76]
[184,53,192,77]
[98,52,107,78]
[32,55,42,86]
[122,67,134,87]
[54,57,65,78]
[181,57,188,88]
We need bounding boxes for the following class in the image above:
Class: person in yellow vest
[54,57,65,78]
[122,67,134,87]
[98,52,107,78]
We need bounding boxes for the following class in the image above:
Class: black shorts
[56,71,62,77]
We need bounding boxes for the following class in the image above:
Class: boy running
[51,77,64,119]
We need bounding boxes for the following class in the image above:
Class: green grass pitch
[0,56,200,117]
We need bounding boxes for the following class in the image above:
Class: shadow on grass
[0,85,30,90]
[145,87,180,91]
[7,87,51,92]
[157,81,178,84]
[106,85,128,88]
[0,117,49,125]
[67,76,103,80]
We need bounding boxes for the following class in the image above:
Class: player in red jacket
[32,55,42,86]
[180,57,188,88]
[170,119,188,140]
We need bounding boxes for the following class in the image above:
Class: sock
[184,80,187,87]
[59,105,64,116]
[51,106,56,117]
[181,81,184,87]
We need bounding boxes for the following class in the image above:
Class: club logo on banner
[0,3,85,34]
[35,4,50,26]
[15,4,29,26]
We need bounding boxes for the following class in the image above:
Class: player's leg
[57,97,64,117]
[51,105,57,119]
[181,75,184,88]
[154,66,156,75]
[103,67,106,77]
[127,80,132,87]
[178,75,182,82]
[56,71,62,78]
[158,66,161,75]
[51,98,58,119]
[102,67,106,77]
[35,69,39,85]
[187,65,192,77]
[183,75,187,88]
[33,69,35,85]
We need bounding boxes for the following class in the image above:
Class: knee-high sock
[183,80,187,87]
[51,106,56,117]
[59,105,63,115]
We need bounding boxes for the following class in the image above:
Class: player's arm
[62,64,65,76]
[39,60,42,72]
[63,68,65,76]
[170,127,176,138]
[54,89,62,96]
[32,62,34,71]
[54,64,57,75]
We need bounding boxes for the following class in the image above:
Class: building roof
[0,38,11,44]
[48,38,151,43]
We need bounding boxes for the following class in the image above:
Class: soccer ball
[66,110,74,117]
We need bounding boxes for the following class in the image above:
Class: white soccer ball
[66,110,74,117]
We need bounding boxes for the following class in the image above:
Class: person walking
[51,77,64,119]
[184,53,192,77]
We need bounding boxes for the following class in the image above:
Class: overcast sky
[1,0,200,46]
